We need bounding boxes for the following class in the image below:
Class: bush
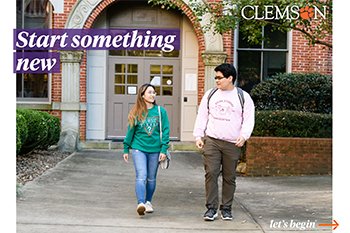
[16,112,28,154]
[37,111,61,149]
[252,110,332,138]
[16,109,61,155]
[250,73,332,114]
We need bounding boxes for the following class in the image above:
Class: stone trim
[60,50,84,63]
[201,51,227,66]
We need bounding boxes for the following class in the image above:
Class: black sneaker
[221,206,233,220]
[204,208,218,221]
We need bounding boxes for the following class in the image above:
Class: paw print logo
[300,6,314,20]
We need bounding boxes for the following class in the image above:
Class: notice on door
[128,86,137,95]
[185,74,197,91]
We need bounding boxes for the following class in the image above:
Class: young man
[193,63,255,221]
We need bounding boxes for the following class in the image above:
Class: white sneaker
[145,201,154,213]
[137,203,145,215]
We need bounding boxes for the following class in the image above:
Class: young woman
[123,83,170,216]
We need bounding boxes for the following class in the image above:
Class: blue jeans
[132,149,159,204]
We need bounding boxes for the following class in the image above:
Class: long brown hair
[127,84,156,128]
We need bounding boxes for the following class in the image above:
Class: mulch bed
[16,149,71,186]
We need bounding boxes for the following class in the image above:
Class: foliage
[16,112,28,155]
[16,109,61,155]
[148,0,332,48]
[250,72,332,114]
[252,110,332,138]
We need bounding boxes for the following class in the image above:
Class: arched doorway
[106,1,181,140]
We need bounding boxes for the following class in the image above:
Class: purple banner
[14,29,180,52]
[14,52,60,73]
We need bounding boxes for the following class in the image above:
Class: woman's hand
[123,153,129,163]
[159,153,167,162]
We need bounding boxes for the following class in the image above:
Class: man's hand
[235,136,246,147]
[196,139,204,149]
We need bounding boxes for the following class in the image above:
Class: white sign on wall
[185,74,197,91]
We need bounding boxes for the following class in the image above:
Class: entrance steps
[79,140,200,151]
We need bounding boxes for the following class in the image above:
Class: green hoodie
[123,105,170,154]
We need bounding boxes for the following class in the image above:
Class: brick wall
[291,30,332,76]
[245,137,332,176]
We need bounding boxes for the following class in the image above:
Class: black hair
[140,83,156,96]
[214,63,237,83]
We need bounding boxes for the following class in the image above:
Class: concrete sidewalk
[17,150,332,233]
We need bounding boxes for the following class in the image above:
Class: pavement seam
[236,191,332,195]
[234,197,265,233]
[17,222,260,231]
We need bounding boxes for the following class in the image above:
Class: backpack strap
[207,86,245,125]
[236,87,245,124]
[207,87,218,111]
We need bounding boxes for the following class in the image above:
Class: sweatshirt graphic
[193,87,255,143]
[140,117,159,136]
[123,105,170,154]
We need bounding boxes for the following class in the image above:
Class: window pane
[127,50,143,56]
[23,73,48,97]
[128,64,138,73]
[115,86,125,94]
[17,0,51,101]
[145,50,162,57]
[238,23,261,49]
[127,75,138,84]
[21,0,50,29]
[163,76,173,85]
[17,73,23,97]
[163,50,179,57]
[109,50,126,56]
[264,24,287,49]
[150,76,161,86]
[163,87,173,96]
[115,75,125,84]
[237,51,261,93]
[263,52,286,80]
[154,86,161,95]
[163,65,173,74]
[150,65,161,74]
[115,64,125,73]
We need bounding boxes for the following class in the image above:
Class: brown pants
[203,136,241,210]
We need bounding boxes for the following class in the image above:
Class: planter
[245,137,332,176]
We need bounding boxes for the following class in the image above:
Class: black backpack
[207,87,245,124]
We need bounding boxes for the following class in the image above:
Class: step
[79,140,200,151]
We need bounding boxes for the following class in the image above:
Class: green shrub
[36,111,61,149]
[252,110,332,138]
[250,73,332,114]
[16,109,61,155]
[16,112,28,154]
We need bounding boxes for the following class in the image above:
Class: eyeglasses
[214,76,226,80]
[145,91,157,96]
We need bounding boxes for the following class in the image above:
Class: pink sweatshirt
[193,87,255,143]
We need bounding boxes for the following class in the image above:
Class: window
[149,65,174,96]
[109,50,180,57]
[16,0,52,102]
[113,63,139,95]
[236,23,287,93]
